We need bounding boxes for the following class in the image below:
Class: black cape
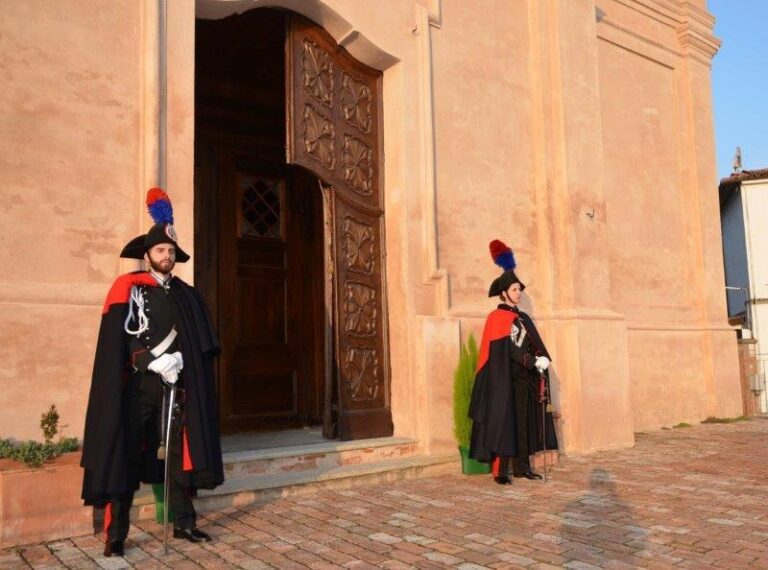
[81,272,224,506]
[468,305,558,462]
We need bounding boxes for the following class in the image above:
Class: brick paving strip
[3,420,768,569]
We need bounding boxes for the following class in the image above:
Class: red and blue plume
[489,239,516,271]
[146,187,174,225]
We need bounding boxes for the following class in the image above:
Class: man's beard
[148,257,175,275]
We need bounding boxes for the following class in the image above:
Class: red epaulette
[101,272,158,314]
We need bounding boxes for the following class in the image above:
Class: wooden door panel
[286,16,382,211]
[235,276,287,345]
[287,14,392,440]
[232,372,297,416]
[332,197,391,438]
[218,155,303,431]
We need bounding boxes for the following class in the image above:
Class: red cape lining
[477,309,518,372]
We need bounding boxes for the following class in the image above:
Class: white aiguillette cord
[124,286,149,336]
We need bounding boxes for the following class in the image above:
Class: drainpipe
[158,0,168,189]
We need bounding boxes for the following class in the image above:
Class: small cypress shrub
[453,333,479,448]
[40,404,60,443]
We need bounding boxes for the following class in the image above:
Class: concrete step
[194,453,458,512]
[221,436,420,480]
[131,436,456,520]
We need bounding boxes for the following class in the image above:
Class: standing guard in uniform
[81,188,224,557]
[469,240,559,484]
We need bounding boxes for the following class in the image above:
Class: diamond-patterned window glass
[240,176,283,239]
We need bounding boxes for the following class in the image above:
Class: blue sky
[710,0,768,179]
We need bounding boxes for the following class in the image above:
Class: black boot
[513,470,543,480]
[103,539,124,557]
[493,475,512,485]
[512,457,543,480]
[174,526,212,543]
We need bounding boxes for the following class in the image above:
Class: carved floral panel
[342,217,375,274]
[340,72,372,133]
[344,282,377,337]
[343,347,380,402]
[302,104,336,170]
[302,40,334,107]
[341,136,374,196]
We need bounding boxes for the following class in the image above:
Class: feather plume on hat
[146,187,174,225]
[489,239,516,271]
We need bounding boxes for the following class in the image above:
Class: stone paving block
[369,532,403,544]
[423,551,463,565]
[379,561,414,570]
[9,421,768,568]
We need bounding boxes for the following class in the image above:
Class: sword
[539,372,549,483]
[157,388,168,461]
[162,382,177,555]
[542,394,548,483]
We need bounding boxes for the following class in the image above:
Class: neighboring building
[0,0,741,459]
[720,168,768,412]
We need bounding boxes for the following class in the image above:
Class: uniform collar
[497,303,519,313]
[149,270,173,289]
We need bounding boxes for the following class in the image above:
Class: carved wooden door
[286,14,392,440]
[214,152,324,434]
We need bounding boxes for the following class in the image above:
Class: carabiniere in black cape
[468,304,558,463]
[81,271,224,506]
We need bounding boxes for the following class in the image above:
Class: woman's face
[504,282,522,305]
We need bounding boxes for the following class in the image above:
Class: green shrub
[0,437,80,468]
[453,333,479,448]
[701,415,750,424]
[0,405,80,468]
[40,404,60,443]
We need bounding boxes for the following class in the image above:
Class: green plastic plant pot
[152,483,174,524]
[458,445,491,475]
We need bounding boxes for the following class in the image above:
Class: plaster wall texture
[0,1,146,441]
[0,0,740,453]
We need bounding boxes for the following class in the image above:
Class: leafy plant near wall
[0,404,80,468]
[40,404,61,442]
[453,333,479,448]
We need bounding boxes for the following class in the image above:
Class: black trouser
[511,376,531,474]
[105,375,196,542]
[494,376,532,477]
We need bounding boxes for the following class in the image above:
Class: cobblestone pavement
[3,419,768,569]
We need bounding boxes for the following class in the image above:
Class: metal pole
[158,0,168,189]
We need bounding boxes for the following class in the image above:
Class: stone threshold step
[132,453,458,519]
[223,435,419,464]
[204,453,456,497]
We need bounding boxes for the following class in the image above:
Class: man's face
[146,243,176,275]
[503,282,522,306]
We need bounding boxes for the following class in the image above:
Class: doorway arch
[194,6,393,440]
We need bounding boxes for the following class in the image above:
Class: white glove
[535,356,551,373]
[148,353,177,375]
[148,351,184,385]
[167,351,183,372]
[160,369,178,385]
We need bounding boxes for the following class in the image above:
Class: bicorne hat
[120,188,190,263]
[487,239,525,297]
